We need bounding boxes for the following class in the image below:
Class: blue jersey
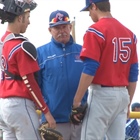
[37,35,88,123]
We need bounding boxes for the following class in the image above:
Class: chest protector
[0,33,37,80]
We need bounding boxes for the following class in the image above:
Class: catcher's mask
[0,0,37,24]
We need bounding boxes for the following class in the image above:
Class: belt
[101,85,126,88]
[101,85,114,87]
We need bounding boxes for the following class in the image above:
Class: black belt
[101,85,114,87]
[101,85,126,88]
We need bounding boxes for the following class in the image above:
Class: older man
[37,10,88,140]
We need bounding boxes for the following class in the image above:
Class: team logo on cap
[50,12,69,24]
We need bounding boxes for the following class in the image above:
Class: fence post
[0,129,3,140]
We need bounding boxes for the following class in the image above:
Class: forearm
[22,73,49,114]
[127,62,138,107]
[127,82,137,105]
[74,73,94,107]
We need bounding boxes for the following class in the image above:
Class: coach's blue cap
[49,10,70,27]
[81,0,109,11]
[131,102,140,111]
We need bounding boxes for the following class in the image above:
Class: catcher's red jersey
[80,18,138,86]
[0,31,39,99]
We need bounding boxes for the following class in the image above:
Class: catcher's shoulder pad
[3,33,28,43]
[1,33,28,48]
[21,41,37,61]
[1,33,36,61]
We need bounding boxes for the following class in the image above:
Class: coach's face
[49,24,72,44]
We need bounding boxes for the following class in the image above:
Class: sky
[0,0,140,104]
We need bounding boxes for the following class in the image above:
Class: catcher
[39,122,63,140]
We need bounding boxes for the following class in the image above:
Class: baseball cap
[49,10,70,27]
[80,0,109,12]
[131,102,140,111]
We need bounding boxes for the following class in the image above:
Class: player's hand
[70,103,88,125]
[44,111,56,129]
[72,102,82,123]
[127,107,130,119]
[73,101,81,108]
[127,104,130,119]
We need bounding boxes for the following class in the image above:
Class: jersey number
[112,37,131,63]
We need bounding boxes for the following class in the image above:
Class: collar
[51,35,74,48]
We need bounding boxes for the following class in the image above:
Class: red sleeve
[23,73,49,114]
[80,29,103,61]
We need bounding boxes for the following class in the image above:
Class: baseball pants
[0,97,41,140]
[56,122,82,140]
[81,84,130,140]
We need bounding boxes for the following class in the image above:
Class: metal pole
[71,17,76,42]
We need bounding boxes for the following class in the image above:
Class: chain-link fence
[125,119,140,140]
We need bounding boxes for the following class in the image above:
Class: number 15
[112,37,131,63]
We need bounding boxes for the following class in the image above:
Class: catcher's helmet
[0,0,37,24]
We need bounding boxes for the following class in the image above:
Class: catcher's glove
[125,135,136,140]
[38,122,63,140]
[70,103,88,125]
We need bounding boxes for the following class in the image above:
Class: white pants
[81,84,130,140]
[0,97,41,140]
[56,122,82,140]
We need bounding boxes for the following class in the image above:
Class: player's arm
[22,73,56,128]
[127,63,139,106]
[19,41,49,113]
[73,58,99,107]
[22,73,49,114]
[16,41,56,128]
